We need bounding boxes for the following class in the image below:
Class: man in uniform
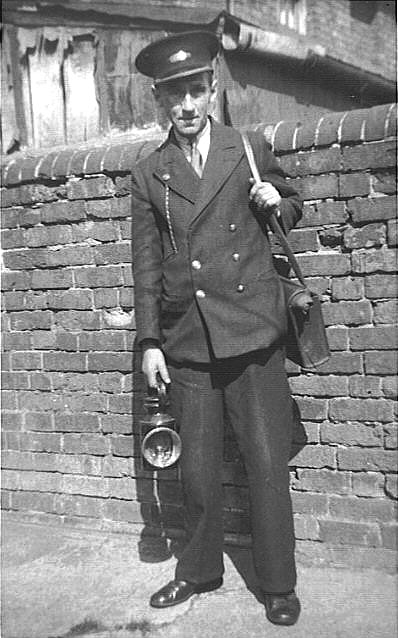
[132,31,302,626]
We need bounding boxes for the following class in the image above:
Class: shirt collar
[173,117,211,164]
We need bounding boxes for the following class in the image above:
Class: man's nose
[181,92,194,111]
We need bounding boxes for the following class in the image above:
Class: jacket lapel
[189,121,244,227]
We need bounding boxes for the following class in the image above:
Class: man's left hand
[249,179,282,212]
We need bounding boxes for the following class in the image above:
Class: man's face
[154,72,217,139]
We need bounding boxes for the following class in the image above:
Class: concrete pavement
[1,513,397,638]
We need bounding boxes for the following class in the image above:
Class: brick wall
[1,102,397,571]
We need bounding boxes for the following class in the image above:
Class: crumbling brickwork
[1,102,397,571]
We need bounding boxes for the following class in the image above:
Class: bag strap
[241,132,306,287]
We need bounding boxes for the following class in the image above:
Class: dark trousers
[168,346,297,594]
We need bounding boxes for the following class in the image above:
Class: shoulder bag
[242,133,330,370]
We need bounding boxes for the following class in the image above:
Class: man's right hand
[142,347,171,388]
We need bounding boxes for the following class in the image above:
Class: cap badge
[169,50,191,64]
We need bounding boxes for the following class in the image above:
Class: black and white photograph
[1,2,397,637]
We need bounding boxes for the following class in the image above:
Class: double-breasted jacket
[131,120,302,363]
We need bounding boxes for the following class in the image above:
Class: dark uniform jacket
[131,120,302,363]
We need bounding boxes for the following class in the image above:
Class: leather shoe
[150,577,223,608]
[264,592,301,626]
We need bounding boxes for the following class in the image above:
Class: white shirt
[174,118,211,168]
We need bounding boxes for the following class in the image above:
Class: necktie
[190,141,203,178]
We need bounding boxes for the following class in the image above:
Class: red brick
[296,201,347,228]
[318,520,380,547]
[66,176,115,200]
[114,178,133,198]
[385,475,397,499]
[289,445,336,469]
[348,196,396,223]
[110,435,136,457]
[364,351,397,375]
[55,310,101,330]
[43,353,86,372]
[273,120,298,152]
[382,377,398,400]
[9,310,52,330]
[55,494,105,518]
[291,491,328,515]
[343,224,386,250]
[1,412,23,430]
[2,292,26,311]
[293,469,351,494]
[45,246,95,267]
[25,225,74,248]
[62,474,108,497]
[325,327,348,351]
[293,398,327,421]
[40,201,86,224]
[31,269,73,290]
[107,394,133,414]
[120,220,132,240]
[11,490,56,513]
[315,353,362,375]
[380,524,398,550]
[54,413,99,432]
[384,424,397,449]
[350,326,397,351]
[387,219,398,247]
[337,448,397,472]
[46,290,93,310]
[1,271,31,290]
[342,141,396,170]
[93,243,131,265]
[98,372,124,392]
[29,372,52,390]
[73,266,123,288]
[372,171,397,196]
[101,415,133,434]
[290,375,347,396]
[330,397,393,422]
[349,376,382,398]
[373,300,398,323]
[290,174,339,200]
[20,432,62,453]
[51,372,98,392]
[1,228,25,249]
[79,331,125,351]
[1,207,22,228]
[93,288,119,308]
[339,173,371,198]
[25,412,53,431]
[322,300,372,326]
[279,147,341,177]
[87,353,132,372]
[352,248,397,274]
[1,372,29,389]
[321,422,383,447]
[331,277,364,301]
[293,514,320,541]
[296,254,350,277]
[62,434,108,456]
[352,472,385,498]
[11,352,42,370]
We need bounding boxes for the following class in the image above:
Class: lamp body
[140,393,181,469]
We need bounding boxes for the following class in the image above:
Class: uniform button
[229,223,237,232]
[237,284,245,292]
[162,173,170,181]
[232,253,240,262]
[196,289,206,299]
[192,260,201,270]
